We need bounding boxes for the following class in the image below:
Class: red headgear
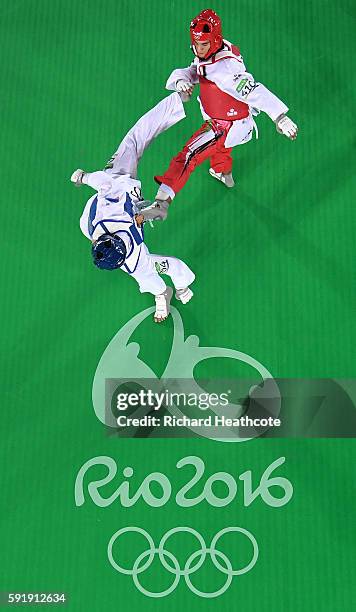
[190,9,223,58]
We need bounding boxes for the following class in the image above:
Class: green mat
[1,0,355,609]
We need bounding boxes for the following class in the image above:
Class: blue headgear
[92,233,126,270]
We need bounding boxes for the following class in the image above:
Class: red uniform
[155,118,233,194]
[155,10,289,197]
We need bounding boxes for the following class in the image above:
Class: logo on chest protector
[155,259,169,274]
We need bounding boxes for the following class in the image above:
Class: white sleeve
[218,58,289,121]
[82,171,113,195]
[166,63,199,90]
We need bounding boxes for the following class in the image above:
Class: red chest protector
[198,42,249,121]
[199,76,249,120]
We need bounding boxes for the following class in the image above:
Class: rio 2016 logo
[75,306,291,598]
[75,453,293,597]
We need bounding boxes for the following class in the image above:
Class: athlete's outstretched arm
[165,63,199,91]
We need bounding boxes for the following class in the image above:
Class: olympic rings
[185,548,233,598]
[107,525,259,598]
[107,526,155,575]
[159,526,207,575]
[210,527,259,575]
[133,549,180,598]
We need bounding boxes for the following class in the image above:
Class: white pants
[105,93,186,179]
[129,244,195,296]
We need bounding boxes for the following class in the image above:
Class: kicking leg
[104,93,186,179]
[154,121,226,197]
[140,122,226,222]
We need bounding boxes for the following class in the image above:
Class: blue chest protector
[88,193,144,274]
[88,193,144,242]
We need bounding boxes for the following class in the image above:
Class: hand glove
[70,168,86,185]
[176,79,194,95]
[137,200,170,223]
[133,199,155,226]
[133,199,154,214]
[275,115,298,140]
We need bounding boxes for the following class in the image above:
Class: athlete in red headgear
[190,8,223,58]
[140,8,298,222]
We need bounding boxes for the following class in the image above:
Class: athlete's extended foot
[175,287,194,304]
[209,168,235,188]
[154,286,173,323]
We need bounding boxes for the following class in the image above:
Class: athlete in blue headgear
[70,93,195,323]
